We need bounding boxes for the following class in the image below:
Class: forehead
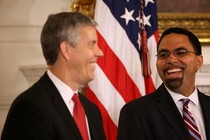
[158,33,193,51]
[79,26,97,37]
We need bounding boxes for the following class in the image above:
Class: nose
[168,51,178,59]
[167,53,178,64]
[96,45,104,57]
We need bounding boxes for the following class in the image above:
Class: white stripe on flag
[89,65,126,126]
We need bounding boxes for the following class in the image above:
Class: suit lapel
[40,73,82,140]
[52,97,82,140]
[155,84,191,140]
[198,91,210,140]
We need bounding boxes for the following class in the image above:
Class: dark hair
[157,27,202,55]
[40,12,97,65]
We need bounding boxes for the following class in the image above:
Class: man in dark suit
[117,27,210,140]
[1,12,106,140]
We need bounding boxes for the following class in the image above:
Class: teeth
[167,68,181,73]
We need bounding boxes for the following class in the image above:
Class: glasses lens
[174,49,188,57]
[157,51,169,59]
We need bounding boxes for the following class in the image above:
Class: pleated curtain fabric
[72,94,89,140]
[181,98,202,140]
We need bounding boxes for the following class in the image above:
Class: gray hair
[40,12,97,65]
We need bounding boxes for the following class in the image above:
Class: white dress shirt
[47,70,91,139]
[166,86,206,140]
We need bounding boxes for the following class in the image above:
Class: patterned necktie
[181,98,202,140]
[72,94,89,140]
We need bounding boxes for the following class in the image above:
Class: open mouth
[164,68,183,78]
[166,68,182,74]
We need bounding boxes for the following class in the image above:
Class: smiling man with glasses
[156,27,202,91]
[117,27,210,140]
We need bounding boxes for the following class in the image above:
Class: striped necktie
[72,94,89,140]
[181,98,202,140]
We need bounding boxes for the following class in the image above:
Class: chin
[87,75,94,82]
[89,76,95,81]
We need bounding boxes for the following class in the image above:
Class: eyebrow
[158,47,187,52]
[157,49,169,53]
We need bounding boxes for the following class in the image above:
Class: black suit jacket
[1,72,106,140]
[117,84,210,140]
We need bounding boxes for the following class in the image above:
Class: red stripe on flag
[97,31,141,102]
[154,31,159,44]
[144,75,156,94]
[86,88,118,140]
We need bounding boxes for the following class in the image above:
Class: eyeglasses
[156,48,199,59]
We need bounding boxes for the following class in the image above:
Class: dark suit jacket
[117,84,210,140]
[1,72,106,140]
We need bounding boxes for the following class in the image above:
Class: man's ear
[60,41,71,61]
[196,55,203,71]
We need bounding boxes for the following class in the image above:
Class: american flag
[86,0,161,139]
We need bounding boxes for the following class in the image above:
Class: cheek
[187,62,199,73]
[156,61,166,76]
[156,60,165,70]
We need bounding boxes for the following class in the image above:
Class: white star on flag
[145,0,154,6]
[140,14,151,27]
[120,8,135,25]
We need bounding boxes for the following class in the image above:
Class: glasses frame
[156,48,199,59]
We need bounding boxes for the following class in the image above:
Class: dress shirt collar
[165,85,200,108]
[47,70,77,104]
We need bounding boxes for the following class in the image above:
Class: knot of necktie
[180,98,190,108]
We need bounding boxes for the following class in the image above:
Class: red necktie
[181,99,202,140]
[72,94,89,140]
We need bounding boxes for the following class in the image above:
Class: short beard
[165,78,183,90]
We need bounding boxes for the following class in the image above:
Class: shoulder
[120,84,167,113]
[198,90,210,103]
[121,91,157,113]
[10,73,55,112]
